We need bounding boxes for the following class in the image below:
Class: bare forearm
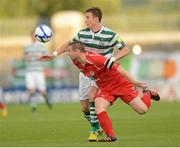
[53,41,70,56]
[117,66,136,84]
[117,66,147,89]
[39,41,70,62]
[114,47,130,61]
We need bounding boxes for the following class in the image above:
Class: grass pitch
[0,101,179,147]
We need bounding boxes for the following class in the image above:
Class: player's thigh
[95,97,111,114]
[35,72,46,92]
[80,99,89,113]
[128,95,148,114]
[117,82,139,103]
[79,72,92,100]
[25,72,35,91]
[117,84,148,113]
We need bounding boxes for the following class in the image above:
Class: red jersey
[73,52,129,91]
[73,51,138,104]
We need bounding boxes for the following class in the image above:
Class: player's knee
[95,107,106,115]
[136,106,148,114]
[28,89,36,95]
[29,90,35,96]
[88,93,96,102]
[40,91,46,96]
[88,86,98,102]
[39,88,45,93]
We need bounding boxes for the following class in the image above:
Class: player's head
[67,41,85,59]
[69,41,85,52]
[85,7,102,28]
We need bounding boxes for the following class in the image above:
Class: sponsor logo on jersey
[83,40,90,43]
[99,41,105,46]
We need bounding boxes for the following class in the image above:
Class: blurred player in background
[40,7,129,141]
[24,32,52,113]
[0,87,8,117]
[65,41,160,142]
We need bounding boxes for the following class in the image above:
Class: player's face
[85,12,97,28]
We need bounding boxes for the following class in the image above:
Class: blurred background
[0,0,180,104]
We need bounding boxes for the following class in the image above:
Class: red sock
[0,102,5,109]
[141,92,151,108]
[97,111,116,137]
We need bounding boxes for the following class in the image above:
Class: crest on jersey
[90,71,94,76]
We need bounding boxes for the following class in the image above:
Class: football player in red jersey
[39,7,130,142]
[40,41,160,142]
[65,41,160,142]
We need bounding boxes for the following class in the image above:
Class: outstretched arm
[39,41,70,61]
[52,41,70,56]
[107,35,130,65]
[40,30,82,62]
[117,65,147,89]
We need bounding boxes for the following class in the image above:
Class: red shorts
[95,82,138,104]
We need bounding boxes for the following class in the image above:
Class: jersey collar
[90,26,104,34]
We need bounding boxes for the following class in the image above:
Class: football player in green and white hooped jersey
[40,7,130,141]
[24,33,52,112]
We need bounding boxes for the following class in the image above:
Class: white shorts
[79,72,98,100]
[25,71,46,91]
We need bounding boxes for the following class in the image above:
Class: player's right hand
[39,54,54,62]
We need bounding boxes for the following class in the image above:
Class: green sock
[84,112,91,122]
[89,101,100,132]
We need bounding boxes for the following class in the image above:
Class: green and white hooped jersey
[24,42,48,71]
[72,26,126,58]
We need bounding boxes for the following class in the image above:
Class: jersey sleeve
[89,54,106,67]
[111,62,119,71]
[90,53,119,70]
[109,34,126,50]
[104,57,119,70]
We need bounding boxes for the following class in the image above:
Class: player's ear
[93,16,99,23]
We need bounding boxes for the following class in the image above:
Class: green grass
[0,101,180,147]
